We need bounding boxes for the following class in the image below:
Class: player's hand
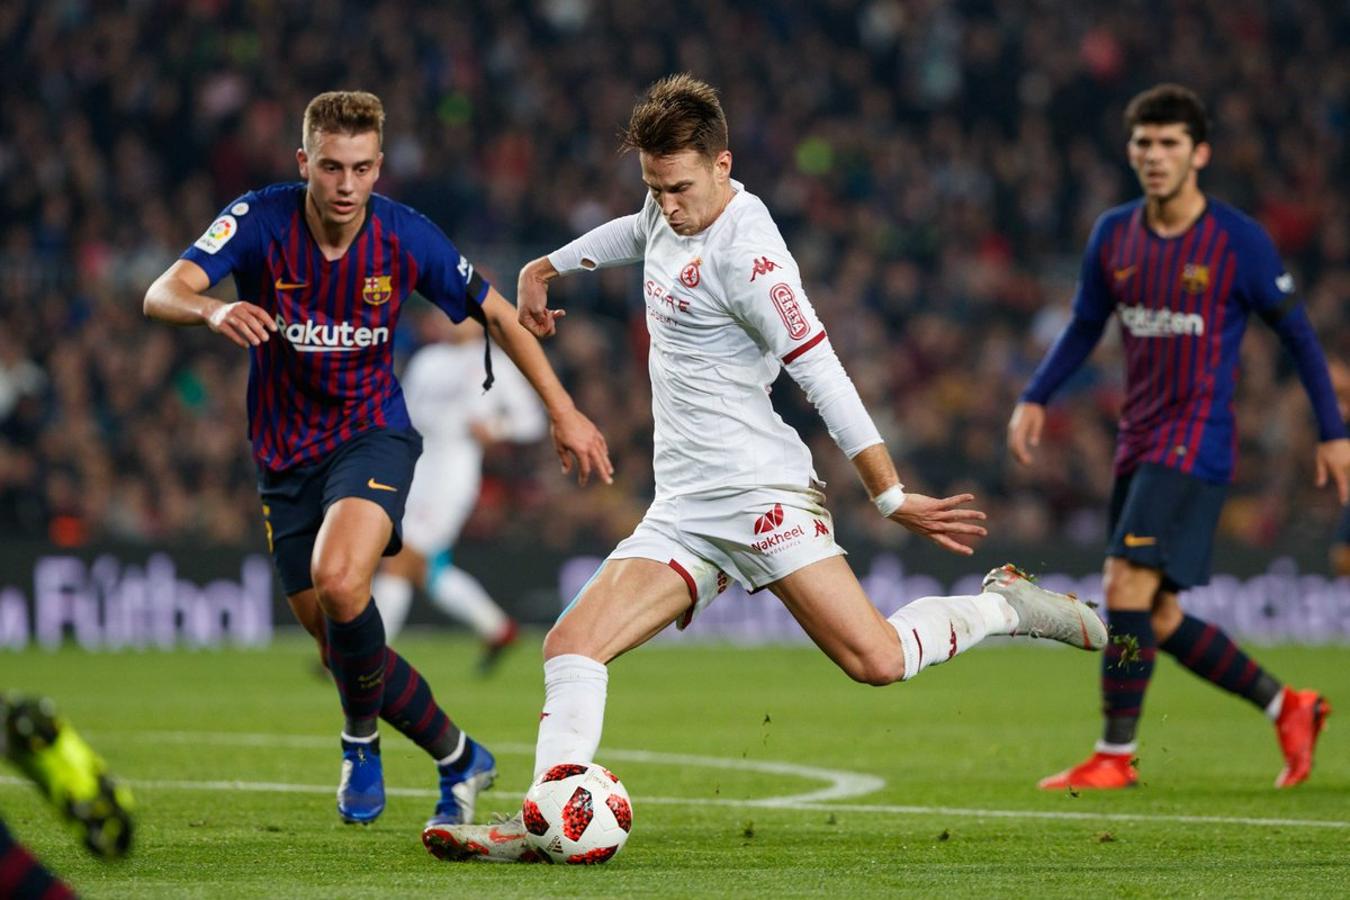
[1315,437,1350,504]
[891,492,987,556]
[206,300,276,348]
[1007,402,1046,466]
[550,406,613,486]
[517,258,566,339]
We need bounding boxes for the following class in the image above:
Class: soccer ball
[522,762,633,864]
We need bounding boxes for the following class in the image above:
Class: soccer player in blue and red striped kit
[1009,84,1350,790]
[144,91,612,826]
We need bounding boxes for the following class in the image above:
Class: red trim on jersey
[781,330,826,365]
[668,559,698,628]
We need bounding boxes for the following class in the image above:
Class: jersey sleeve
[720,242,825,364]
[406,211,491,323]
[1070,214,1116,324]
[547,205,650,274]
[1241,224,1347,441]
[179,193,263,287]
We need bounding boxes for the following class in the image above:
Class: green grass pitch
[1,634,1347,897]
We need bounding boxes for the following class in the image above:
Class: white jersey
[550,180,879,499]
[399,342,547,553]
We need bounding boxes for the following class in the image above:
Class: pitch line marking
[1,775,1345,832]
[17,730,1346,831]
[94,730,885,806]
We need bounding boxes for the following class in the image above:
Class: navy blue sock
[1159,614,1282,710]
[325,599,386,736]
[0,818,75,899]
[382,647,461,760]
[1100,610,1156,747]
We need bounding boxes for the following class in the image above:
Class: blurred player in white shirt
[373,314,546,672]
[424,74,1107,862]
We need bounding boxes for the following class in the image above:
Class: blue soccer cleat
[426,738,497,828]
[337,735,385,824]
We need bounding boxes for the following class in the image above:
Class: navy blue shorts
[258,428,423,597]
[1106,462,1227,591]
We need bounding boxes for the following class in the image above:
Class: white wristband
[872,484,906,517]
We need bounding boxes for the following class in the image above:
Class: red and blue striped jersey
[181,182,491,471]
[1023,197,1344,483]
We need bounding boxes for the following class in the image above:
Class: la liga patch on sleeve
[194,214,238,254]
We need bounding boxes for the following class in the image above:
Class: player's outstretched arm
[851,445,987,556]
[1006,401,1046,466]
[144,260,276,347]
[516,256,566,339]
[478,287,613,486]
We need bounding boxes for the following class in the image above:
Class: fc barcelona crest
[362,275,392,305]
[1180,263,1210,294]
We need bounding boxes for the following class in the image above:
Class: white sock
[1095,740,1137,756]
[1265,689,1285,721]
[435,731,468,768]
[341,731,378,744]
[534,654,607,779]
[429,567,510,641]
[371,572,414,642]
[887,592,1016,680]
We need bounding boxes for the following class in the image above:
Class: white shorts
[401,450,480,557]
[608,484,846,629]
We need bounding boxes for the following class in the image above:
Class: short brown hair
[1124,83,1209,145]
[620,73,728,159]
[303,91,385,153]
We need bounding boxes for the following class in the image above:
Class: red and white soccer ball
[522,762,633,864]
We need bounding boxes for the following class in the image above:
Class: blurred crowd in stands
[2,0,1348,558]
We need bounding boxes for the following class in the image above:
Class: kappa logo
[362,275,392,305]
[715,571,730,594]
[749,256,780,282]
[813,518,830,537]
[680,258,702,288]
[753,503,786,535]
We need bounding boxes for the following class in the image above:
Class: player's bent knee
[310,563,371,616]
[845,650,904,687]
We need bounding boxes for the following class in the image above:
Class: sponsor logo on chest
[1116,304,1205,338]
[273,315,390,352]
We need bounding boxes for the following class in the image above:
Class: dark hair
[303,91,385,152]
[620,73,728,159]
[1123,83,1209,144]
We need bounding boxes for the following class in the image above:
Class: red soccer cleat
[1273,687,1331,788]
[1037,751,1138,790]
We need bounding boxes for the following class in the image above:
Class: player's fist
[517,256,566,339]
[207,300,276,348]
[1007,402,1045,466]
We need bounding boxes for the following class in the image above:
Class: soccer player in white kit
[372,314,546,671]
[423,74,1107,862]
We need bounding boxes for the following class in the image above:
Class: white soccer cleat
[982,564,1107,651]
[422,813,546,863]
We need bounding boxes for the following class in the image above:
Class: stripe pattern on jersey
[254,206,418,470]
[1101,206,1238,478]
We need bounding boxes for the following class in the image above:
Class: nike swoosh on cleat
[367,478,398,492]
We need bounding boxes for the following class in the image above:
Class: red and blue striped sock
[325,599,386,737]
[381,647,461,761]
[1159,614,1281,711]
[1100,610,1156,748]
[0,819,75,900]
